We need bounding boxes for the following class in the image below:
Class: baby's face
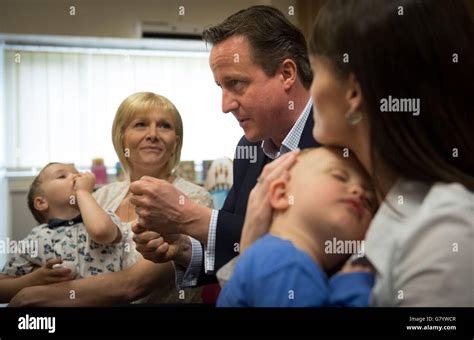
[39,163,79,208]
[288,148,376,242]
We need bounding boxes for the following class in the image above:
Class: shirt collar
[48,214,83,229]
[261,98,313,160]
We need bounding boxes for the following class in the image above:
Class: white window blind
[2,40,242,169]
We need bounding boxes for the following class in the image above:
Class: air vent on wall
[141,21,202,40]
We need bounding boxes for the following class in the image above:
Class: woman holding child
[239,0,473,306]
[8,92,212,305]
[93,91,212,303]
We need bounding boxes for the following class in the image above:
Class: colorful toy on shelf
[91,158,107,188]
[115,162,125,182]
[204,158,233,210]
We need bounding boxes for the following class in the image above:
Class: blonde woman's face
[123,109,179,175]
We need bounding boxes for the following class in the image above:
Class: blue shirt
[217,234,374,307]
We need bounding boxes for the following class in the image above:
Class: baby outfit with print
[1,211,135,278]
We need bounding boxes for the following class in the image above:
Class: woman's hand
[29,258,74,286]
[240,149,300,253]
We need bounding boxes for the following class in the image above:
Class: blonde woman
[9,92,212,305]
[94,92,212,303]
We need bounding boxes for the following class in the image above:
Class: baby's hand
[74,172,96,193]
[30,259,74,286]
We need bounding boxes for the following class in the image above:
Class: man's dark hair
[203,5,313,89]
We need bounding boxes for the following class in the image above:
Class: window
[1,35,243,170]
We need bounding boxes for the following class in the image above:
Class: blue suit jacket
[199,109,320,284]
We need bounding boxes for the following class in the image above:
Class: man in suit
[131,5,319,287]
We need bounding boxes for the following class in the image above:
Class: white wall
[0,0,298,38]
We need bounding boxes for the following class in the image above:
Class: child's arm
[328,258,375,307]
[217,247,329,307]
[0,259,73,303]
[74,172,121,245]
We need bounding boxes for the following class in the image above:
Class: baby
[0,162,130,302]
[217,147,377,307]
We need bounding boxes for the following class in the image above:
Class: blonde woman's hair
[112,92,183,176]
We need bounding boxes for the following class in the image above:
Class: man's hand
[74,172,96,194]
[132,222,192,268]
[129,176,211,244]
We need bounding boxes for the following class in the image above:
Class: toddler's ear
[34,196,48,212]
[269,178,290,211]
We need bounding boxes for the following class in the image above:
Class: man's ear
[269,178,290,211]
[34,196,48,212]
[345,73,364,113]
[280,58,297,91]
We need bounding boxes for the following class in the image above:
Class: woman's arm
[0,259,72,303]
[0,274,48,303]
[8,259,174,306]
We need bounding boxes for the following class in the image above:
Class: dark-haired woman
[241,0,473,306]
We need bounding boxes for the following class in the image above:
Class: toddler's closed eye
[331,171,348,182]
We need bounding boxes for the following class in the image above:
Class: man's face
[210,35,286,142]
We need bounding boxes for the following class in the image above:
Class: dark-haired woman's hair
[309,0,474,191]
